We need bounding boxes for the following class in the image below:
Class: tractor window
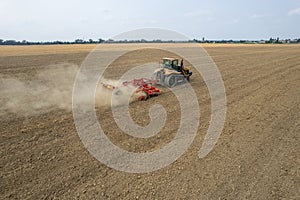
[172,60,178,67]
[163,59,171,67]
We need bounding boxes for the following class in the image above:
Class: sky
[1,0,300,41]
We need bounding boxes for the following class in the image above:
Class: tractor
[152,58,192,87]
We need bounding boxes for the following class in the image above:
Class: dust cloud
[0,64,136,117]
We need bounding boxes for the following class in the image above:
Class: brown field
[0,44,299,199]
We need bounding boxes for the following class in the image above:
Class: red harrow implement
[101,78,162,101]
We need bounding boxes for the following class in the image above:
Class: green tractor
[152,58,192,87]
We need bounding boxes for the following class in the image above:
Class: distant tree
[75,39,84,44]
[266,37,274,44]
[98,38,104,43]
[106,39,114,43]
[4,40,18,45]
[88,39,94,43]
[0,39,3,44]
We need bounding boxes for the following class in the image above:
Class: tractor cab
[162,58,179,71]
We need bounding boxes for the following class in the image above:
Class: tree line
[0,38,105,45]
[0,38,299,45]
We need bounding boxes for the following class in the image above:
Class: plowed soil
[1,44,299,199]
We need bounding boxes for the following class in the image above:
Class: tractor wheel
[156,71,164,84]
[164,75,176,88]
